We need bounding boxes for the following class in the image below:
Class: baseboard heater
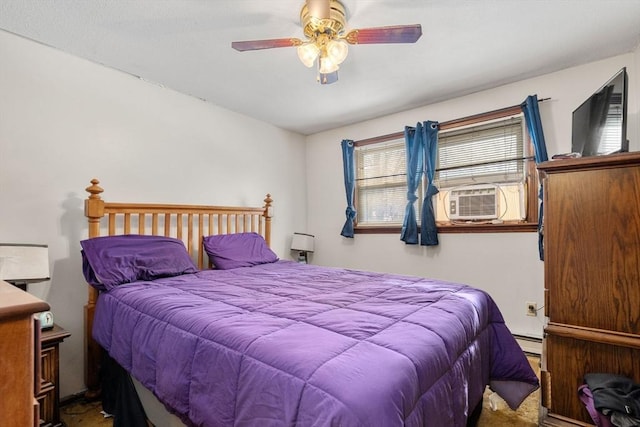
[513,334,542,356]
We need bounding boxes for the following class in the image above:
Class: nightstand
[38,324,71,427]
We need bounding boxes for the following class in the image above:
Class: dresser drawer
[40,345,57,387]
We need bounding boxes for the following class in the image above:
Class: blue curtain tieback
[345,206,356,220]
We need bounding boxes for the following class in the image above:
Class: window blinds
[356,140,412,224]
[436,116,525,188]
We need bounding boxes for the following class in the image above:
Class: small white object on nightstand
[38,310,54,329]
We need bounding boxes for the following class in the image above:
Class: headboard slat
[177,214,183,240]
[138,213,145,234]
[124,213,131,234]
[108,214,116,234]
[187,213,194,257]
[152,213,159,235]
[164,213,171,236]
[198,214,205,268]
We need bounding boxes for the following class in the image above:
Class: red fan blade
[232,38,302,51]
[344,24,422,45]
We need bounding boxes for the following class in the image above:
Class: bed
[81,178,539,427]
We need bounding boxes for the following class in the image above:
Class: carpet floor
[61,356,540,426]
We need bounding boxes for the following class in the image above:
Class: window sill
[354,221,538,234]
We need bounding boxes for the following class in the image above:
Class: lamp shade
[291,233,314,253]
[318,54,339,74]
[0,244,50,282]
[297,43,320,68]
[326,39,348,65]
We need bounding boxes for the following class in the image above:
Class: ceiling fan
[231,0,422,84]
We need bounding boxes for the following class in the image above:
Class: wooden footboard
[83,178,273,396]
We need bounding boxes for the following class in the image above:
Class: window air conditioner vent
[449,185,498,220]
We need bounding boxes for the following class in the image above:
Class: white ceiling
[1,1,640,135]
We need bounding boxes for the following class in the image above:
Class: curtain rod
[354,97,551,146]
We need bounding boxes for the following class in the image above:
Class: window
[353,106,538,233]
[435,115,527,222]
[355,139,410,225]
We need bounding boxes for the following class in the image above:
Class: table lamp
[291,232,314,264]
[0,243,53,328]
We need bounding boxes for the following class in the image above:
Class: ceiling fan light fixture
[318,54,339,74]
[326,39,348,65]
[231,0,422,85]
[297,43,320,67]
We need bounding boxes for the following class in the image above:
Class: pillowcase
[202,232,278,270]
[80,235,198,291]
[81,250,105,290]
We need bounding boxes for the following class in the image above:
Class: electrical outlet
[526,302,537,316]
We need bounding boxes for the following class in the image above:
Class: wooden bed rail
[83,178,273,396]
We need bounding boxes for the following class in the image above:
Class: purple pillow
[80,235,198,291]
[202,232,278,270]
[81,250,106,290]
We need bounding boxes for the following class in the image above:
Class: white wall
[0,30,307,397]
[306,52,639,341]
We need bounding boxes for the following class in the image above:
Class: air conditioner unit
[449,185,498,220]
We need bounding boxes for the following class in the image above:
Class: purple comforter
[93,261,538,427]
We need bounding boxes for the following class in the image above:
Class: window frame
[353,105,539,234]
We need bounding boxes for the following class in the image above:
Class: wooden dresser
[0,280,50,427]
[538,152,640,426]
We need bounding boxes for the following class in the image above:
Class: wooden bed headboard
[83,178,273,396]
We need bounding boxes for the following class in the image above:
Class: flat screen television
[571,67,628,157]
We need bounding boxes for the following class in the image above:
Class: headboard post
[263,193,273,247]
[83,178,105,398]
[84,179,104,307]
[84,179,105,238]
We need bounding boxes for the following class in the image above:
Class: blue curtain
[521,95,548,260]
[400,126,424,244]
[340,139,356,238]
[420,121,440,246]
[401,121,439,246]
